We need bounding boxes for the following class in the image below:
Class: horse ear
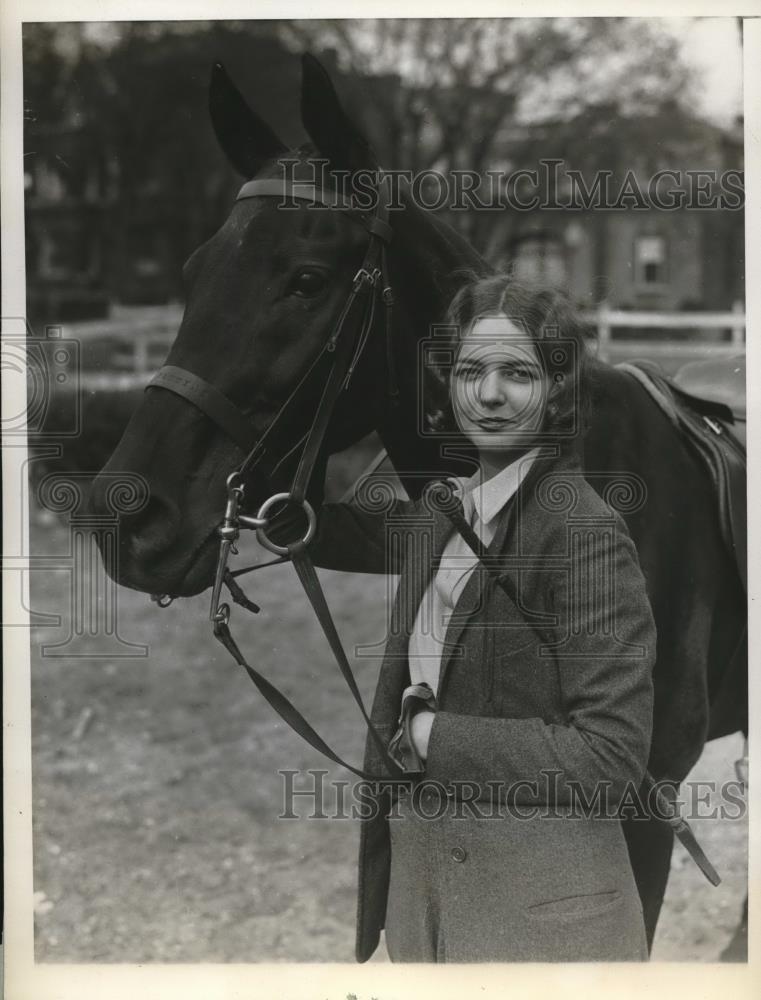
[300,53,376,174]
[209,62,288,177]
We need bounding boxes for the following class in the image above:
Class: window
[634,235,667,287]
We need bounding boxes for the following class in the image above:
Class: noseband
[141,178,731,874]
[145,171,409,781]
[148,172,396,568]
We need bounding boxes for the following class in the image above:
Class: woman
[274,277,656,963]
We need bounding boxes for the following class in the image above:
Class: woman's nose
[478,370,507,406]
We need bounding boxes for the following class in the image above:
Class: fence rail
[61,304,181,390]
[58,301,746,391]
[581,300,745,365]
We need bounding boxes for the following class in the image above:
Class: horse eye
[287,269,329,298]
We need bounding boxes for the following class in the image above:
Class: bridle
[141,172,725,883]
[146,171,409,782]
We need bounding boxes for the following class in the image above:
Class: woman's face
[450,315,551,461]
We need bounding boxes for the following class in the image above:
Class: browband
[236,178,393,244]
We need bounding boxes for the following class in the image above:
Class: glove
[387,683,438,774]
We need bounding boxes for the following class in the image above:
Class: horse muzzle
[87,472,220,597]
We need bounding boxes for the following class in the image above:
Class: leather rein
[147,173,409,782]
[143,175,723,885]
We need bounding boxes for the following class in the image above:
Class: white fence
[62,301,746,391]
[63,304,181,391]
[582,301,745,366]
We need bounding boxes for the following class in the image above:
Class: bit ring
[255,492,317,556]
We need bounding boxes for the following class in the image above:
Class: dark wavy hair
[426,275,593,443]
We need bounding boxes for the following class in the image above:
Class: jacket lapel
[436,511,506,695]
[436,446,575,696]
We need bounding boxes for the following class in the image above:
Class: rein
[147,173,407,782]
[144,174,723,882]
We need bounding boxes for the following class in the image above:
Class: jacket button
[451,846,467,863]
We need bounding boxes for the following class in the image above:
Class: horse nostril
[120,494,182,555]
[88,475,181,557]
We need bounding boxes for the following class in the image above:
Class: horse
[88,53,747,953]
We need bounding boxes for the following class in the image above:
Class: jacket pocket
[526,889,623,920]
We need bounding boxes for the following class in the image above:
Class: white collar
[454,448,540,526]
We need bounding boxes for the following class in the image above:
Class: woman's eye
[287,269,329,298]
[504,366,532,381]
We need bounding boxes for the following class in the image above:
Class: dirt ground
[29,508,747,964]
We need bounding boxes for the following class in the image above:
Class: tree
[279,17,696,176]
[24,18,706,294]
[23,21,304,304]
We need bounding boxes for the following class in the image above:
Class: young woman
[273,276,656,963]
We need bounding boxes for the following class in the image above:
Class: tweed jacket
[305,445,656,962]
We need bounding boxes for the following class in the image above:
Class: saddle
[673,357,746,449]
[616,358,746,593]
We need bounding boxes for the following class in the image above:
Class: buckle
[212,602,230,627]
[352,267,378,290]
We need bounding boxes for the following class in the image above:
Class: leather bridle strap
[148,174,395,480]
[236,178,394,243]
[149,170,409,782]
[240,250,382,482]
[213,612,405,783]
[232,172,405,777]
[146,246,383,480]
[149,365,260,454]
[207,258,407,780]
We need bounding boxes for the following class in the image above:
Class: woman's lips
[475,418,516,429]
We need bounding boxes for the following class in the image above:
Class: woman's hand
[410,710,436,761]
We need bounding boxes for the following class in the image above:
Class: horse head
[89,54,487,597]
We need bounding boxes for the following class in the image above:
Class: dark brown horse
[89,54,746,950]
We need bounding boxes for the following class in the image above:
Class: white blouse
[406,448,540,696]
